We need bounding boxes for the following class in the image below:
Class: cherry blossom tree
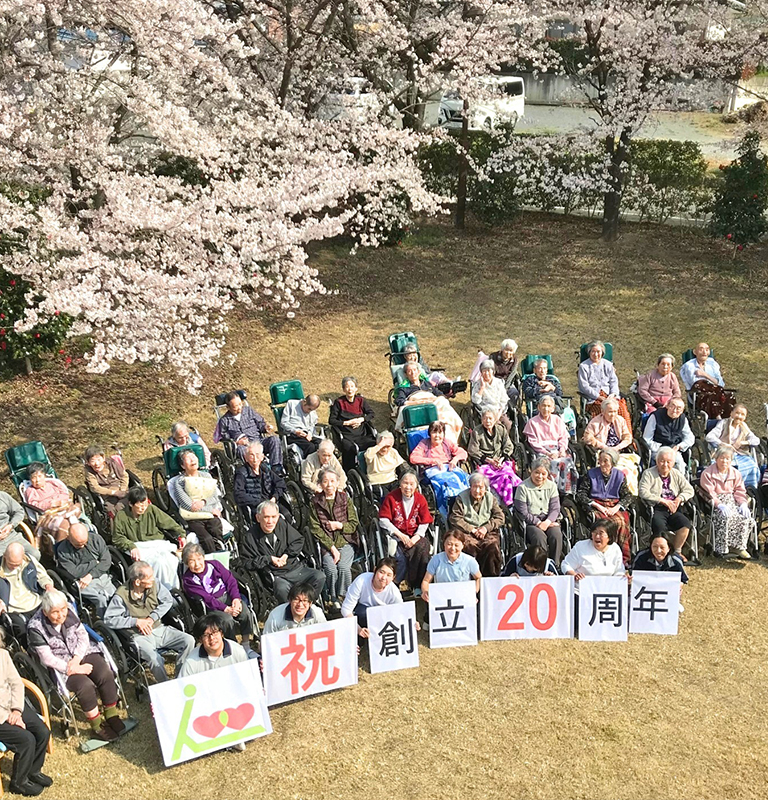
[0,0,440,390]
[530,0,768,240]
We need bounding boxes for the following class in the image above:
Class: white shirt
[341,573,403,618]
[560,539,625,592]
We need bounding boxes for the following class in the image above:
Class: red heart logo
[222,703,254,731]
[192,712,226,739]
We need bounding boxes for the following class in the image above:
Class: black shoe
[106,716,126,736]
[9,779,44,796]
[29,773,53,788]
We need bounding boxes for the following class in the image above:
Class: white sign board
[480,576,574,641]
[578,576,628,642]
[428,581,478,649]
[629,571,681,635]
[149,659,272,766]
[367,601,420,674]
[262,617,358,706]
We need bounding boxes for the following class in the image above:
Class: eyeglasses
[201,630,223,640]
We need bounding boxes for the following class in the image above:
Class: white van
[438,76,525,131]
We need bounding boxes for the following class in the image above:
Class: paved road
[517,105,738,162]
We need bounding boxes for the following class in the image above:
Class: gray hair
[480,359,495,373]
[41,589,69,615]
[399,469,418,485]
[469,472,489,489]
[256,500,279,516]
[317,467,338,485]
[715,444,735,460]
[534,358,549,370]
[538,396,556,409]
[500,339,517,352]
[598,448,620,467]
[657,353,676,366]
[656,446,676,462]
[179,449,198,467]
[171,421,189,438]
[601,396,619,413]
[481,408,496,420]
[182,542,205,565]
[245,440,264,455]
[128,561,152,583]
[530,456,551,472]
[588,340,605,357]
[341,376,357,391]
[376,431,395,445]
[318,439,334,454]
[403,343,418,354]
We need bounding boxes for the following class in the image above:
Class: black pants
[271,563,325,603]
[8,609,38,645]
[185,518,224,553]
[217,603,255,641]
[651,505,691,536]
[0,702,49,785]
[525,523,563,565]
[286,434,319,458]
[65,653,118,712]
[337,431,376,473]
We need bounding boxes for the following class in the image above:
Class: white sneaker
[230,742,246,752]
[678,603,684,614]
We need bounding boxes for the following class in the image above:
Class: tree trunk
[601,128,631,242]
[24,356,32,375]
[455,99,470,229]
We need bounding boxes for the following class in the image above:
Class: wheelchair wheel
[92,621,130,680]
[285,480,306,530]
[12,652,55,710]
[152,467,170,512]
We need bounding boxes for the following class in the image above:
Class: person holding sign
[501,545,558,578]
[263,583,326,634]
[638,447,694,562]
[421,531,482,605]
[699,445,752,559]
[379,472,433,592]
[513,457,563,565]
[341,558,408,637]
[632,534,688,603]
[560,519,626,588]
[447,473,504,576]
[178,612,250,677]
[308,469,360,609]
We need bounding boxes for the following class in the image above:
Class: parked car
[438,76,525,131]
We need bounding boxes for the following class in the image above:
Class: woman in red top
[378,471,433,592]
[329,376,377,472]
[409,421,469,518]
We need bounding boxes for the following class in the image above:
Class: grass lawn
[1,213,768,799]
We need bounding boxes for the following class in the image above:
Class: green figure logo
[171,683,266,761]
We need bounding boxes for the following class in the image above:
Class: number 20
[497,583,557,631]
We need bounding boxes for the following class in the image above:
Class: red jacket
[379,488,433,536]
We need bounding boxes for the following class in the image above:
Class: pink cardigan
[523,414,569,454]
[699,464,748,505]
[409,439,467,467]
[582,414,632,451]
[636,370,681,407]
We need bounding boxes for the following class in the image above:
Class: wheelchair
[269,379,330,484]
[386,331,467,413]
[509,489,578,567]
[4,440,101,550]
[680,347,737,438]
[518,353,579,438]
[633,496,701,565]
[576,342,638,436]
[78,445,143,537]
[692,482,760,560]
[160,444,240,559]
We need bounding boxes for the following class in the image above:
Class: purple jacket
[182,560,241,612]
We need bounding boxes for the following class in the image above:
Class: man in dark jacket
[238,501,323,603]
[55,523,116,617]
[233,442,290,523]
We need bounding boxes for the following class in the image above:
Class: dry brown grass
[1,214,768,799]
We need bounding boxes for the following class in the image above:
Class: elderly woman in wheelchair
[467,409,521,506]
[23,463,82,545]
[522,358,563,412]
[523,397,578,494]
[699,444,754,560]
[582,396,641,495]
[705,403,761,489]
[27,590,124,742]
[471,359,512,433]
[168,450,226,554]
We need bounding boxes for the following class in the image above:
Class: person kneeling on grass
[501,544,558,578]
[420,531,482,628]
[262,583,327,635]
[341,558,420,638]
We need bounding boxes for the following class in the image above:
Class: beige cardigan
[0,649,24,723]
[638,467,694,505]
